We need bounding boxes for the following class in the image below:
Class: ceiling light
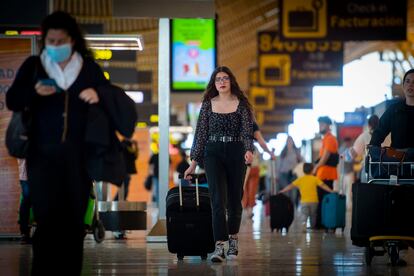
[85,34,144,51]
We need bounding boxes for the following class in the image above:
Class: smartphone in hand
[39,78,62,93]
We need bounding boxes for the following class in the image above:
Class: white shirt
[40,50,83,90]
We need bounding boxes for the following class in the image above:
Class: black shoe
[113,231,127,240]
[20,234,32,244]
[397,258,407,266]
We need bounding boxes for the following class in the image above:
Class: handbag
[5,57,40,158]
[5,110,31,158]
[315,152,339,167]
[144,175,153,191]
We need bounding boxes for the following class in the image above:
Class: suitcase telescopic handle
[178,174,201,207]
[269,159,277,195]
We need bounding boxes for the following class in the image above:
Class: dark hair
[40,11,91,58]
[202,66,253,115]
[318,116,332,125]
[403,69,414,84]
[303,163,313,174]
[280,136,299,159]
[367,114,379,131]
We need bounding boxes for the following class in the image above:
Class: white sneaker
[210,242,225,262]
[227,236,238,260]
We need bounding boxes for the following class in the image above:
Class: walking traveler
[6,11,136,275]
[242,122,275,218]
[312,116,339,229]
[278,163,334,231]
[276,136,303,206]
[184,66,254,262]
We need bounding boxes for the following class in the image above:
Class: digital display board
[171,18,216,92]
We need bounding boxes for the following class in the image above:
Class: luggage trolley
[366,146,414,185]
[362,146,414,266]
[84,181,106,243]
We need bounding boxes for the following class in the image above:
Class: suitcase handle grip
[177,174,200,207]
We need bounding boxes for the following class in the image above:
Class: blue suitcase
[321,193,346,232]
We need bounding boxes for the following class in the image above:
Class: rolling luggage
[321,193,346,232]
[353,148,414,265]
[268,159,294,232]
[269,193,294,232]
[351,182,414,247]
[166,174,215,260]
[322,159,346,232]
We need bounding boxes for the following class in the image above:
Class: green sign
[171,19,216,92]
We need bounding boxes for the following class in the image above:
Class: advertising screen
[171,18,216,92]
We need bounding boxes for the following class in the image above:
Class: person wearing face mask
[6,11,121,276]
[312,116,339,229]
[184,66,254,263]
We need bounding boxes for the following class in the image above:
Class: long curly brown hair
[202,66,253,115]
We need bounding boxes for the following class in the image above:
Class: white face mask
[45,43,72,63]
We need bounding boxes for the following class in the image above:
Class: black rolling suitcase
[268,160,294,232]
[351,182,414,247]
[166,174,215,260]
[270,193,294,232]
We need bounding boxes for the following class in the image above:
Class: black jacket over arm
[370,100,414,148]
[85,85,137,186]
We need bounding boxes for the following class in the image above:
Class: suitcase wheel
[201,254,207,260]
[365,247,373,266]
[93,220,105,243]
[388,245,399,266]
[177,254,184,260]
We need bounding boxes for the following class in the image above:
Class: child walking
[278,163,335,231]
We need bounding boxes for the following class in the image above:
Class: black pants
[315,179,334,229]
[114,174,131,201]
[204,141,246,242]
[19,180,31,235]
[27,143,91,276]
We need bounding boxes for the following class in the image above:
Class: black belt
[208,135,243,142]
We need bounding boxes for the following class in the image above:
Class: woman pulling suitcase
[184,66,254,262]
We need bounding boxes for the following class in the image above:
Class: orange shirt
[316,132,338,180]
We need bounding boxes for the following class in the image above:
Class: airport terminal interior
[1,0,414,275]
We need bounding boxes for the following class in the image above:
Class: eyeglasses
[215,76,230,83]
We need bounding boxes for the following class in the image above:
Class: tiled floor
[1,202,414,275]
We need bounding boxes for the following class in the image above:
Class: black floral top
[190,100,254,164]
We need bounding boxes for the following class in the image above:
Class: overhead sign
[250,85,313,111]
[171,18,216,92]
[343,112,365,126]
[279,0,406,41]
[255,109,293,126]
[258,31,343,86]
[248,67,259,86]
[275,87,313,109]
[249,86,274,111]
